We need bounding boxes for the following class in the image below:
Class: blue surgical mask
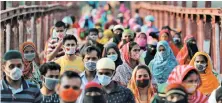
[97,74,112,86]
[24,53,36,61]
[85,61,97,71]
[43,76,59,90]
[107,54,118,61]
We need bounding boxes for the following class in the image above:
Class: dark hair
[55,21,65,28]
[71,16,75,23]
[88,28,99,35]
[63,35,78,44]
[39,62,61,76]
[161,26,171,31]
[129,42,138,52]
[82,46,101,59]
[59,71,81,84]
[196,54,208,63]
[95,23,102,27]
[136,64,152,79]
[182,69,199,81]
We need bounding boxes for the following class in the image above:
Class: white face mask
[195,63,207,72]
[5,67,23,80]
[84,61,97,71]
[65,47,76,55]
[107,54,118,61]
[24,53,36,61]
[97,74,112,86]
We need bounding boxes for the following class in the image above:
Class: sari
[189,52,220,95]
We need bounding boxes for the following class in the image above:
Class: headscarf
[189,52,220,95]
[167,65,208,103]
[97,29,114,45]
[135,32,147,49]
[148,40,178,84]
[165,83,188,103]
[176,35,195,65]
[159,30,179,56]
[20,42,39,77]
[120,42,131,66]
[102,42,123,67]
[128,65,154,103]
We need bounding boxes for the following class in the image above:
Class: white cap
[96,58,115,71]
[113,25,124,31]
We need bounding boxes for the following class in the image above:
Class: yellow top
[55,56,84,74]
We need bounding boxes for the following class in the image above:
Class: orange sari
[189,52,219,95]
[128,65,154,103]
[176,35,194,65]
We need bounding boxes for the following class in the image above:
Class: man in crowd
[40,62,61,103]
[56,71,82,103]
[1,50,42,103]
[44,21,66,62]
[80,28,104,54]
[77,46,101,102]
[96,58,135,103]
[55,35,84,74]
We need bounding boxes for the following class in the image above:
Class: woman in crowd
[128,65,154,103]
[113,42,141,86]
[135,32,147,51]
[189,52,220,95]
[20,42,41,87]
[158,29,179,56]
[177,35,198,65]
[167,65,208,103]
[148,40,178,85]
[118,29,134,49]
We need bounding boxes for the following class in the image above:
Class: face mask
[183,83,198,94]
[131,53,140,60]
[165,99,187,103]
[24,53,36,61]
[83,95,105,103]
[98,74,112,86]
[5,67,23,80]
[89,35,98,41]
[85,61,97,71]
[107,54,118,61]
[43,76,59,90]
[158,51,168,60]
[136,39,147,47]
[173,38,181,43]
[136,79,150,88]
[195,63,207,72]
[59,88,81,102]
[98,32,103,39]
[65,47,76,55]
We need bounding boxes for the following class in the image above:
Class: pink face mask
[136,39,147,47]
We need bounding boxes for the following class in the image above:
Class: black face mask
[164,99,188,103]
[136,79,150,88]
[83,95,106,103]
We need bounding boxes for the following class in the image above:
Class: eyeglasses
[63,85,80,90]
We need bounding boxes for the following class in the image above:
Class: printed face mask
[5,67,23,80]
[195,63,207,72]
[98,74,112,86]
[43,76,59,90]
[107,54,118,61]
[85,61,97,71]
[65,47,76,55]
[24,53,36,61]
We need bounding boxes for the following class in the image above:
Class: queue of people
[1,1,222,103]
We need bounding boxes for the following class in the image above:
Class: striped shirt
[1,77,42,103]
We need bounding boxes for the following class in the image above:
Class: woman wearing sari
[148,40,178,84]
[189,52,220,96]
[113,42,141,86]
[176,35,198,65]
[128,65,154,103]
[167,65,208,103]
[20,42,41,87]
[159,29,179,56]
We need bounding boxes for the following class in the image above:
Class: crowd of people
[1,1,222,103]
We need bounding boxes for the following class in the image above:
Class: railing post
[31,14,37,46]
[170,12,174,29]
[186,14,192,36]
[12,19,19,50]
[220,16,222,74]
[6,22,11,51]
[18,19,24,46]
[0,22,5,64]
[196,15,204,51]
[214,20,220,73]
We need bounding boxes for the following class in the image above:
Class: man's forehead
[55,27,64,30]
[6,59,23,64]
[61,76,81,85]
